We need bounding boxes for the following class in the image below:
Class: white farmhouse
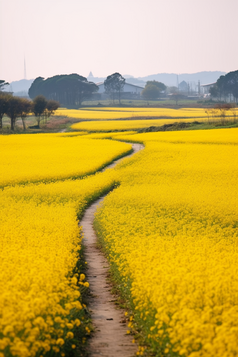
[96,81,144,95]
[200,82,216,95]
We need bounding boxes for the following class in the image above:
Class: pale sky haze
[1,0,238,82]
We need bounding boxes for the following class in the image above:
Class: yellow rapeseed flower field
[57,107,209,120]
[2,125,238,357]
[116,127,238,145]
[95,128,238,357]
[57,107,238,121]
[0,133,131,187]
[0,172,119,357]
[0,134,130,357]
[71,118,209,132]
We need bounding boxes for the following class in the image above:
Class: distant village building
[87,71,144,97]
[87,72,144,99]
[201,82,235,101]
[200,82,216,95]
[178,81,188,92]
[96,82,144,95]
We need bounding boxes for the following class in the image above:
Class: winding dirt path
[81,143,143,357]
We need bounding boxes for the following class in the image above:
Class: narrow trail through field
[81,142,143,357]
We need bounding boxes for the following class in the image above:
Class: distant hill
[138,71,226,87]
[123,76,146,87]
[4,79,34,95]
[87,73,146,87]
[7,72,225,95]
[87,71,225,88]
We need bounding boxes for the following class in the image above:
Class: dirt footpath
[81,143,143,357]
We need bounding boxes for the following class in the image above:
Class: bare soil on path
[81,143,143,357]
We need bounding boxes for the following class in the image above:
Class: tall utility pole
[24,56,27,80]
[198,80,200,96]
[177,74,179,91]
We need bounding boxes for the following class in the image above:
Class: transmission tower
[24,56,27,79]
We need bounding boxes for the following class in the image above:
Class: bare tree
[170,93,185,105]
[215,103,234,125]
[18,98,32,131]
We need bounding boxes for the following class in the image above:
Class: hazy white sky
[1,0,238,82]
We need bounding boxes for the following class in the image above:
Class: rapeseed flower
[95,128,238,357]
[0,133,129,357]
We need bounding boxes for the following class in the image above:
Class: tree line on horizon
[1,68,238,128]
[0,91,59,131]
[28,74,98,107]
[28,73,130,106]
[28,72,169,105]
[210,70,238,102]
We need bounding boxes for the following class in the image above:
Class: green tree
[29,74,97,107]
[142,81,166,101]
[32,95,47,127]
[46,100,59,114]
[104,73,125,104]
[5,96,22,130]
[28,77,44,99]
[142,84,161,100]
[0,94,10,129]
[224,71,238,101]
[212,70,238,101]
[168,86,178,94]
[146,80,166,92]
[0,80,9,92]
[18,98,32,131]
[45,100,59,121]
[209,86,219,98]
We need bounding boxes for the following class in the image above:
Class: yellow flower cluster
[0,133,130,357]
[71,118,208,132]
[116,127,238,145]
[57,107,231,120]
[0,195,83,357]
[0,133,131,188]
[95,128,238,356]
